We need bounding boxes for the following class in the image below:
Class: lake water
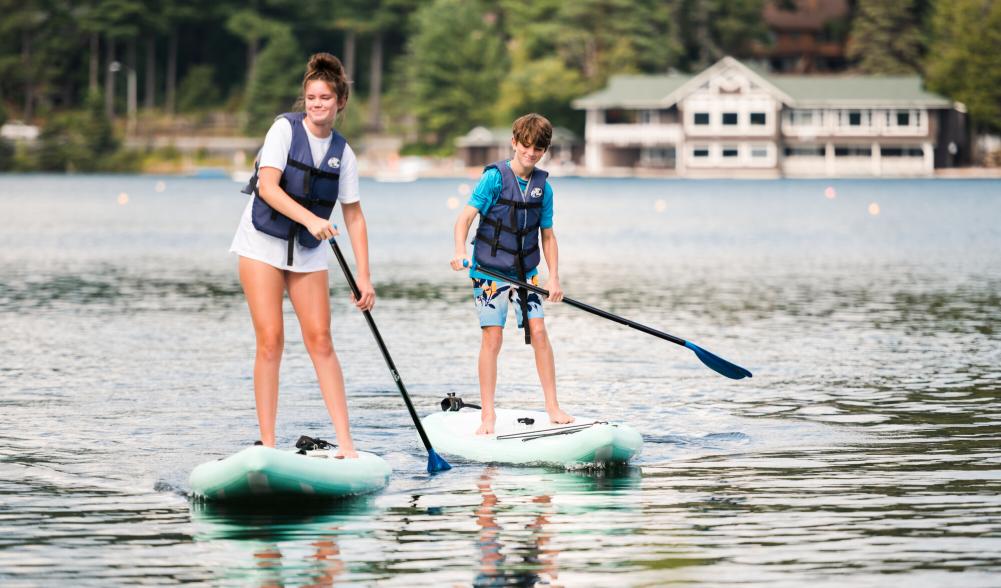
[0,175,999,586]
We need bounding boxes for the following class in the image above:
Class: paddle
[464,261,752,380]
[330,237,451,473]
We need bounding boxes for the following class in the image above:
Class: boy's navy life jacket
[241,112,345,265]
[472,160,547,344]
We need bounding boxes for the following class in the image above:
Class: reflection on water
[1,176,1000,585]
[190,500,367,586]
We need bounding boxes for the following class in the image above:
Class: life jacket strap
[483,241,539,258]
[286,223,297,266]
[496,197,542,209]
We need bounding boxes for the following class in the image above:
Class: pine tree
[847,0,928,74]
[925,0,1001,133]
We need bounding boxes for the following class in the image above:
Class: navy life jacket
[472,160,548,344]
[472,161,547,276]
[241,112,345,265]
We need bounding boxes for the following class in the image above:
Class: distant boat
[374,170,419,183]
[231,169,254,184]
[374,156,423,183]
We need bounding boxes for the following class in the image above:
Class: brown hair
[512,113,552,150]
[295,52,350,111]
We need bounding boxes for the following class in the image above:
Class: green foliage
[402,0,508,149]
[925,0,1001,132]
[847,0,927,74]
[177,64,222,112]
[675,0,768,70]
[0,139,14,171]
[495,48,587,133]
[35,91,120,172]
[243,25,303,136]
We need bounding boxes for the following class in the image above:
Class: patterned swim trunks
[472,275,544,328]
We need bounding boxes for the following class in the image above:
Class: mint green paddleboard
[423,408,642,467]
[189,446,390,501]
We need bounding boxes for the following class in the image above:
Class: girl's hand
[450,255,470,271]
[352,275,376,311]
[546,277,564,302]
[306,216,339,241]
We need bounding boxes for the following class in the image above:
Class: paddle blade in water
[684,341,753,380]
[427,449,452,473]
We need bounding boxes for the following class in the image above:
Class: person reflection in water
[251,535,344,587]
[474,467,560,587]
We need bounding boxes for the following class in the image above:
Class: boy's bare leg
[477,326,503,434]
[527,318,574,424]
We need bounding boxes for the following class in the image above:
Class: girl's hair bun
[301,52,350,107]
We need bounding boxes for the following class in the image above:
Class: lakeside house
[572,57,968,178]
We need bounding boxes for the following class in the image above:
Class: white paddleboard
[189,446,391,501]
[423,408,642,467]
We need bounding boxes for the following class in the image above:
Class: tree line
[0,0,998,171]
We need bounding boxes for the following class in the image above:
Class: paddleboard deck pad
[423,408,642,467]
[189,445,390,502]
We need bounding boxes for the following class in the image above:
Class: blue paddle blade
[684,341,753,380]
[427,449,452,473]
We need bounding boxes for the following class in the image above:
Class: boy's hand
[450,255,470,271]
[546,277,563,302]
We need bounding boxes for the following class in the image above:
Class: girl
[229,52,373,458]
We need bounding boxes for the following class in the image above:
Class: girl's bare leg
[287,270,358,458]
[239,257,287,447]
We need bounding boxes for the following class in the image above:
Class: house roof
[762,0,850,31]
[572,57,953,110]
[571,74,691,109]
[766,75,953,107]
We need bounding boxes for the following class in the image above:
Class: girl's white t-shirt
[229,117,359,272]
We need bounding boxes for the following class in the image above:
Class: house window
[848,111,862,126]
[692,146,710,157]
[605,109,637,124]
[835,145,872,157]
[896,111,910,126]
[639,110,657,124]
[882,146,924,157]
[784,145,825,157]
[694,112,710,125]
[722,112,738,125]
[750,145,769,158]
[722,146,739,157]
[750,112,766,125]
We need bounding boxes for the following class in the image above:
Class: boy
[450,113,574,435]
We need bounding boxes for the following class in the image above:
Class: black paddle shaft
[471,264,687,347]
[329,239,435,452]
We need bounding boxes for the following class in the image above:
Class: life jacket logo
[327,157,341,169]
[530,187,543,198]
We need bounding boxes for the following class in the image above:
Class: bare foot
[476,413,496,435]
[334,448,359,459]
[547,408,574,425]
